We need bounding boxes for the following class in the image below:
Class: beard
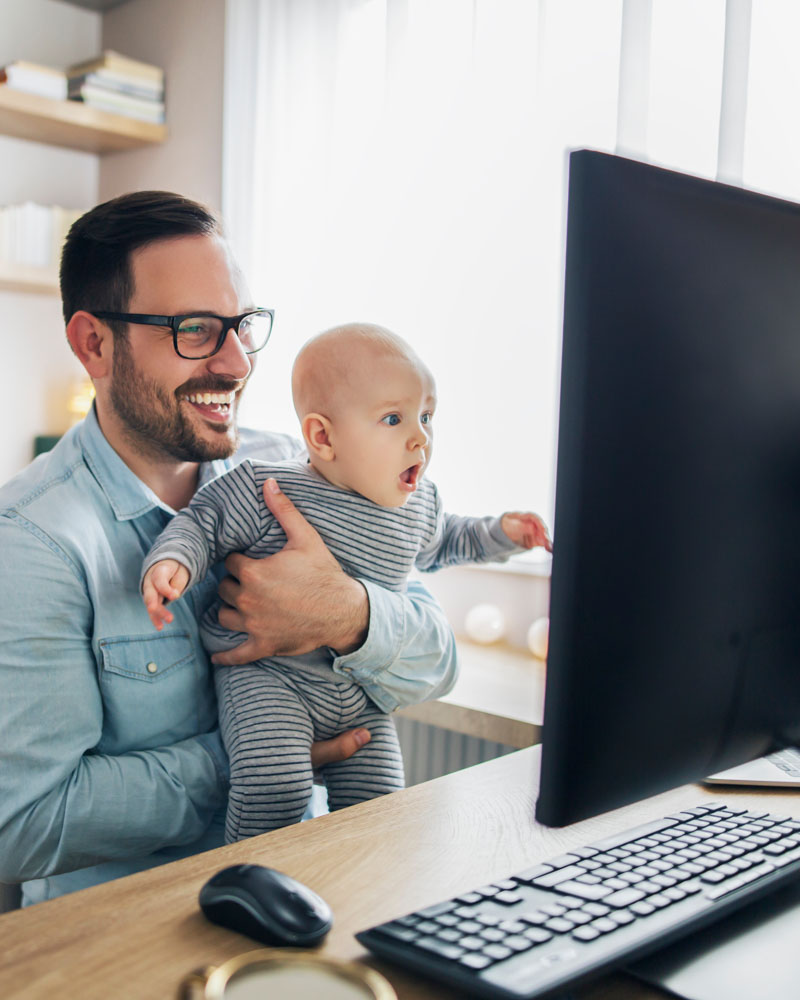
[109,334,243,463]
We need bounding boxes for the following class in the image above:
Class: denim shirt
[0,407,457,904]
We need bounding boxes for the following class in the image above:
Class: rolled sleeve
[331,579,458,712]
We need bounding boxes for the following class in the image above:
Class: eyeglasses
[91,309,274,359]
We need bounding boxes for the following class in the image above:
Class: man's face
[107,234,254,463]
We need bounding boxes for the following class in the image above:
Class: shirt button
[146,662,158,674]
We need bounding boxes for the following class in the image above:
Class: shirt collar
[78,404,232,520]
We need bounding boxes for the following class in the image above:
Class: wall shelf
[0,86,166,153]
[0,262,60,295]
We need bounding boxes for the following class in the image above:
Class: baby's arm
[415,484,553,572]
[500,511,553,552]
[142,559,191,630]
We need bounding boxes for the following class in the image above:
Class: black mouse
[198,863,333,947]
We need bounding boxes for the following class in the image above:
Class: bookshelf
[0,85,167,154]
[0,260,59,295]
[0,81,167,293]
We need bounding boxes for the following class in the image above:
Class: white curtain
[223,0,788,544]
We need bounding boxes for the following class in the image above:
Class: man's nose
[207,326,252,379]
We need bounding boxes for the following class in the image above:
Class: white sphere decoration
[464,603,506,644]
[527,617,550,660]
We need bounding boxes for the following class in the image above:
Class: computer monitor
[536,150,800,828]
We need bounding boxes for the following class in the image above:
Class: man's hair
[60,190,222,328]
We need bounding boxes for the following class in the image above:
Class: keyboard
[769,746,800,777]
[356,803,800,999]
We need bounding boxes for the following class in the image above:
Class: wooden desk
[397,640,545,748]
[2,747,798,1000]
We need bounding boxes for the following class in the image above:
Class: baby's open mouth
[400,463,422,488]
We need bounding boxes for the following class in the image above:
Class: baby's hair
[291,322,423,420]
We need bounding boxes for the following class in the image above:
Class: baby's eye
[381,414,401,426]
[421,411,433,425]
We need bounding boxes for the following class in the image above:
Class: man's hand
[212,478,370,665]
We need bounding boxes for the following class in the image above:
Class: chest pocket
[98,632,205,753]
[100,632,194,681]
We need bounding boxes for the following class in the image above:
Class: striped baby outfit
[143,458,519,841]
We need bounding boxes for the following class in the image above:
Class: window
[224,0,777,554]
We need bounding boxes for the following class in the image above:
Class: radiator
[394,715,516,787]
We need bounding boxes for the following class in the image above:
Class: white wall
[1,0,102,483]
[1,0,228,484]
[99,0,226,213]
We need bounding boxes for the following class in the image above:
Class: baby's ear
[302,413,335,462]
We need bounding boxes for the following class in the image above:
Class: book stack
[0,61,67,100]
[66,50,165,124]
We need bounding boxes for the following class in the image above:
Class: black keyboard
[357,803,800,999]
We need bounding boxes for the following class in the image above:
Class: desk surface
[2,747,798,1000]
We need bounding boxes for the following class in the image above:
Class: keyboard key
[479,928,506,943]
[522,927,553,944]
[533,865,587,888]
[494,879,518,891]
[514,863,554,882]
[544,917,576,933]
[603,887,646,908]
[504,935,535,953]
[459,953,492,970]
[630,901,656,916]
[458,936,488,951]
[549,853,583,868]
[554,880,612,901]
[483,943,513,961]
[498,919,528,933]
[417,901,457,919]
[378,923,420,942]
[494,890,523,905]
[457,920,483,934]
[415,937,465,960]
[590,917,619,934]
[572,925,601,941]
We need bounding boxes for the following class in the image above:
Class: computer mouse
[198,863,333,947]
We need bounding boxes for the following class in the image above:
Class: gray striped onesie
[143,458,519,842]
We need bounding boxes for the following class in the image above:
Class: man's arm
[0,519,227,882]
[211,478,459,712]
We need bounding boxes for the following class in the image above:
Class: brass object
[178,948,398,999]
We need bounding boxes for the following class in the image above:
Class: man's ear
[66,311,113,379]
[302,413,335,462]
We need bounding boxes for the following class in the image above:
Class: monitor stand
[626,879,800,999]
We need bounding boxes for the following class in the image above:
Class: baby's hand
[142,559,190,630]
[501,512,553,552]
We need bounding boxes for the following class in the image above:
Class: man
[0,191,457,906]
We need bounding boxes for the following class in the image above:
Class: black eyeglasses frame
[91,308,274,359]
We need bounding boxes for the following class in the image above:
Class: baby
[141,323,551,842]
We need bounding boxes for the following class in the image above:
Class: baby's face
[326,354,436,507]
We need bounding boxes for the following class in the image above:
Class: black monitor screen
[537,150,800,827]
